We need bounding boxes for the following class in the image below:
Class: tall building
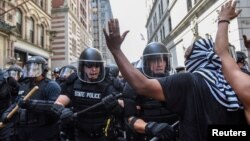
[51,0,93,69]
[146,0,250,69]
[0,0,52,69]
[91,0,115,65]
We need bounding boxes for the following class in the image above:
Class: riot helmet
[142,42,171,78]
[107,64,119,78]
[7,64,23,81]
[59,65,77,81]
[77,47,105,83]
[53,67,60,74]
[236,51,247,64]
[25,56,48,78]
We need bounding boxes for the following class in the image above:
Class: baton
[73,93,123,118]
[0,86,39,128]
[149,120,180,141]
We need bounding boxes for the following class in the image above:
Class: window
[40,25,44,48]
[168,17,172,32]
[72,22,76,34]
[29,18,34,43]
[16,9,22,35]
[72,39,77,56]
[187,0,192,11]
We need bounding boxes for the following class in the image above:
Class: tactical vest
[71,78,111,132]
[17,78,52,126]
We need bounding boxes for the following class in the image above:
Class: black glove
[1,104,16,124]
[60,108,74,124]
[51,104,65,117]
[102,94,119,110]
[145,122,174,141]
[123,98,137,117]
[18,98,29,109]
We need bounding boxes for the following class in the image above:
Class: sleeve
[60,82,72,98]
[45,81,61,101]
[157,73,194,115]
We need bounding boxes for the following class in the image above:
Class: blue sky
[109,0,148,63]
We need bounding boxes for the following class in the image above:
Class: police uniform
[0,71,19,141]
[15,56,61,141]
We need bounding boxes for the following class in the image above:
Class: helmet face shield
[8,70,23,81]
[25,63,43,78]
[142,53,171,78]
[77,60,105,83]
[59,67,75,80]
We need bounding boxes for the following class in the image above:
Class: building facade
[91,0,115,65]
[146,0,250,69]
[51,0,93,69]
[0,0,52,69]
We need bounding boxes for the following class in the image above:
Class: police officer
[52,47,123,141]
[0,65,22,141]
[123,42,178,141]
[53,67,61,83]
[56,64,77,141]
[4,56,61,141]
[236,51,250,75]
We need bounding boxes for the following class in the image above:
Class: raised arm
[103,19,165,101]
[215,0,250,123]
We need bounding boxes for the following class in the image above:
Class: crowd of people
[0,0,250,141]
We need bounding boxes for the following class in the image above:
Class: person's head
[77,47,105,83]
[59,65,77,82]
[24,56,48,79]
[107,64,119,78]
[53,67,60,79]
[142,42,171,78]
[236,51,247,68]
[7,64,23,81]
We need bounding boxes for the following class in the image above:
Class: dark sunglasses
[84,62,102,68]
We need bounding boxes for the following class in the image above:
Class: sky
[109,0,148,63]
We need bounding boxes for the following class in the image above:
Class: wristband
[218,20,230,24]
[128,116,138,129]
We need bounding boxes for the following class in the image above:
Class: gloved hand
[60,108,74,124]
[1,104,16,124]
[51,104,65,117]
[145,122,174,141]
[18,98,30,109]
[51,104,74,124]
[102,94,119,110]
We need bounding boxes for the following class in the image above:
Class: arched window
[41,25,44,48]
[29,17,35,43]
[16,8,22,35]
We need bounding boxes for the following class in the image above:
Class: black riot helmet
[7,64,23,81]
[236,51,247,64]
[25,56,48,78]
[107,64,119,78]
[142,42,171,78]
[59,65,77,82]
[77,47,105,83]
[53,67,60,74]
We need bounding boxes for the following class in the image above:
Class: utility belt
[76,128,105,138]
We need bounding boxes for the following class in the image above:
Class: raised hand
[243,35,250,49]
[219,0,241,21]
[103,18,129,52]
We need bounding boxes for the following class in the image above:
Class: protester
[103,17,246,141]
[214,0,250,123]
[123,42,178,141]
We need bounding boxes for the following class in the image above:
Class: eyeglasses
[84,62,102,68]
